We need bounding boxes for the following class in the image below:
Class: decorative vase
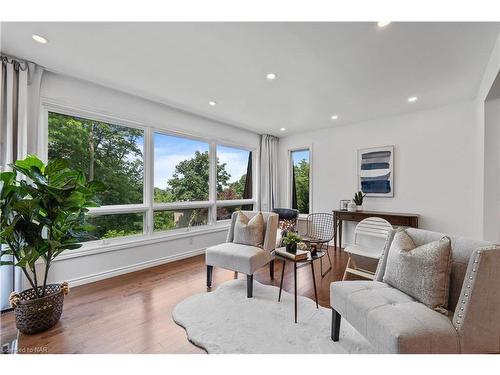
[357,205,363,211]
[286,243,297,253]
[9,282,69,334]
[347,201,357,212]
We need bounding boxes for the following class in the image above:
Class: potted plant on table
[0,155,105,334]
[353,191,366,211]
[282,231,303,253]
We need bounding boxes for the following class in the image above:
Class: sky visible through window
[292,149,309,166]
[154,134,249,189]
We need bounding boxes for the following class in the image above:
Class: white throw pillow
[233,212,265,247]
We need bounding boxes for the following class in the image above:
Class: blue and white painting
[358,146,394,197]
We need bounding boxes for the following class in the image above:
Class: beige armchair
[205,211,278,298]
[330,228,500,353]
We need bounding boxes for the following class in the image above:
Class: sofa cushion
[330,281,459,353]
[383,228,452,315]
[233,211,265,247]
[205,242,272,275]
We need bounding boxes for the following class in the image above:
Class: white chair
[342,217,393,280]
[205,211,278,298]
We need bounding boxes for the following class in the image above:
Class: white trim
[62,247,207,288]
[54,224,229,261]
[215,199,255,207]
[87,204,148,215]
[153,200,213,210]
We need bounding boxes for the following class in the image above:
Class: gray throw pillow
[233,212,265,247]
[383,228,452,315]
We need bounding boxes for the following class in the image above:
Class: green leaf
[45,158,69,177]
[14,155,44,171]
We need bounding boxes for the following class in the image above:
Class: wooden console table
[332,210,419,249]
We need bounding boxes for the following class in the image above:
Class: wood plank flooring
[1,247,354,354]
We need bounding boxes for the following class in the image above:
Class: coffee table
[271,247,325,323]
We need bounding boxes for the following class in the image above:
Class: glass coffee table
[271,247,325,323]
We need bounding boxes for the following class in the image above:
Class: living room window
[290,149,311,215]
[216,145,254,220]
[48,112,146,240]
[47,109,256,244]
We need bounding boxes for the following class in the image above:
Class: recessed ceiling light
[377,21,391,28]
[408,96,418,103]
[331,115,339,120]
[279,127,286,132]
[32,34,48,44]
[208,101,217,106]
[266,73,277,80]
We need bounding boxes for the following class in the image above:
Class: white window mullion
[209,141,217,225]
[145,127,154,235]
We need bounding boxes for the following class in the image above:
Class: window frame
[288,146,313,216]
[40,100,257,251]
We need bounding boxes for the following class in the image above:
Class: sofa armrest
[453,245,500,353]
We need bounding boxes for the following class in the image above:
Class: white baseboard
[62,247,206,287]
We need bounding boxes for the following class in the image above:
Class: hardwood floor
[1,247,353,354]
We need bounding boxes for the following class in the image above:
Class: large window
[154,133,210,203]
[47,108,256,245]
[216,145,253,220]
[48,112,145,240]
[291,149,311,214]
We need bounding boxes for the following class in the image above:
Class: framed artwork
[358,145,394,197]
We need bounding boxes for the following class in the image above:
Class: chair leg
[331,308,341,341]
[207,265,213,288]
[234,271,238,279]
[342,256,351,281]
[247,274,253,298]
[269,260,275,279]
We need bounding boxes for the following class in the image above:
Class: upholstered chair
[205,211,279,298]
[330,228,500,353]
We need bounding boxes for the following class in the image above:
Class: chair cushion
[330,281,459,353]
[344,244,382,259]
[233,211,265,247]
[205,242,272,275]
[383,228,452,315]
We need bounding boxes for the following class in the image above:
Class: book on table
[275,247,309,261]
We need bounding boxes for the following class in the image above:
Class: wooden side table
[271,248,325,323]
[332,209,419,249]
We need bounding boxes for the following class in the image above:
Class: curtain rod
[1,54,30,71]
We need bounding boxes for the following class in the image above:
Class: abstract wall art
[358,145,394,197]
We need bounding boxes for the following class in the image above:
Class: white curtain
[0,56,43,310]
[259,134,279,212]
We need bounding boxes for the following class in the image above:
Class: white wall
[36,71,260,287]
[278,100,483,245]
[484,98,500,243]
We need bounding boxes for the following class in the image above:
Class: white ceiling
[1,22,499,135]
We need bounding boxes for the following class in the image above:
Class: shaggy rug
[172,279,375,354]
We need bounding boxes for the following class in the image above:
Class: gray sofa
[330,228,500,353]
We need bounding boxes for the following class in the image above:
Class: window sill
[52,224,230,262]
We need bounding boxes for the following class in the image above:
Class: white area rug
[172,279,375,354]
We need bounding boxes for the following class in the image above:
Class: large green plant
[0,155,105,298]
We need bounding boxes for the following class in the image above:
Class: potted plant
[0,155,105,334]
[282,231,302,253]
[353,191,366,210]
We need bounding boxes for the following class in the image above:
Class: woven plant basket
[9,282,69,334]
